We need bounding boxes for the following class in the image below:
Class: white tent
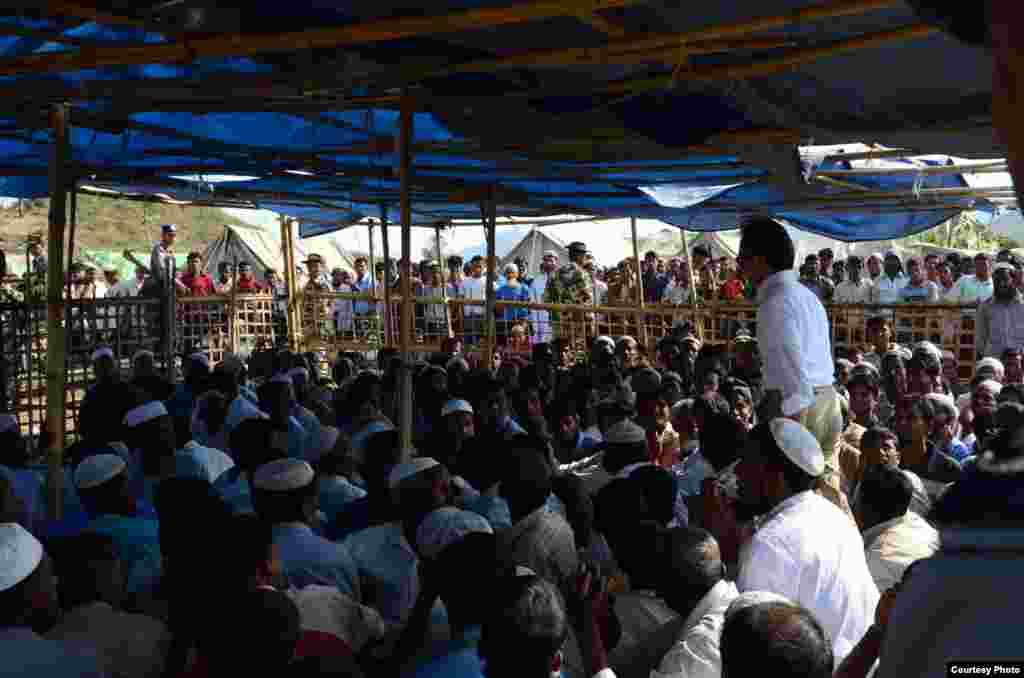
[499,228,569,273]
[201,222,354,278]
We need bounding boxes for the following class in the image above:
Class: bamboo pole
[398,95,414,453]
[630,217,647,347]
[605,23,937,95]
[436,224,452,339]
[21,0,641,76]
[680,228,698,307]
[45,103,69,521]
[818,162,1008,177]
[280,216,299,351]
[229,250,240,356]
[484,193,498,371]
[381,212,393,347]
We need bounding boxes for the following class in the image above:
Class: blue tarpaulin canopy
[0,2,1008,241]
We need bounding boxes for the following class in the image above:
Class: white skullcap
[415,506,494,560]
[914,341,942,362]
[725,591,794,621]
[0,523,43,593]
[189,352,210,369]
[74,454,127,490]
[977,379,1003,396]
[123,400,168,428]
[768,418,824,478]
[994,262,1016,273]
[0,414,18,435]
[924,392,958,418]
[132,349,155,363]
[441,399,473,417]
[91,346,114,362]
[976,357,1005,376]
[543,250,558,258]
[515,565,536,576]
[503,263,519,274]
[605,419,647,445]
[253,458,315,492]
[388,457,440,488]
[593,335,615,350]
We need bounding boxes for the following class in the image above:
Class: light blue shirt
[272,522,359,599]
[292,405,322,459]
[354,274,376,315]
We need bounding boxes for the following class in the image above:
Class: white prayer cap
[388,457,440,488]
[604,419,647,445]
[91,346,114,362]
[976,379,1003,396]
[593,335,615,350]
[253,458,315,492]
[768,418,824,478]
[441,399,473,417]
[132,349,155,363]
[0,414,18,435]
[503,263,519,275]
[415,506,494,560]
[976,357,1005,377]
[725,591,793,621]
[515,565,536,576]
[994,262,1016,273]
[924,392,958,418]
[123,400,168,428]
[542,250,558,259]
[74,453,127,490]
[914,341,942,362]
[0,523,43,593]
[189,352,210,370]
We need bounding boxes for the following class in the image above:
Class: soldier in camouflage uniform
[544,241,595,345]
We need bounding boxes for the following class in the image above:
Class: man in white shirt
[870,252,908,305]
[736,217,842,471]
[733,419,879,666]
[531,250,558,344]
[645,527,738,678]
[108,266,146,298]
[855,464,940,593]
[833,255,872,304]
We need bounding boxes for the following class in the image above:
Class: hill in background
[0,194,248,255]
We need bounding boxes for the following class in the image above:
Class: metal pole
[45,103,69,520]
[381,211,392,346]
[630,217,647,348]
[484,193,497,370]
[398,95,414,452]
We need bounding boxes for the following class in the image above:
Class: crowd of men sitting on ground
[0,296,1021,677]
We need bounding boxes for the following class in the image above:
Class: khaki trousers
[798,385,857,524]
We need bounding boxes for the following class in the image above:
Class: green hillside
[0,194,249,255]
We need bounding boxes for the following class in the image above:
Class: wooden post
[279,216,299,351]
[436,223,452,338]
[630,217,647,347]
[680,228,698,307]
[45,103,69,520]
[229,251,240,355]
[484,193,497,370]
[398,94,414,452]
[381,211,393,346]
[163,256,175,380]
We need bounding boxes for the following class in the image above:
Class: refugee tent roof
[499,228,569,273]
[0,2,1008,242]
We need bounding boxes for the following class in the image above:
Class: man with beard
[731,419,879,666]
[544,242,594,340]
[977,262,1024,359]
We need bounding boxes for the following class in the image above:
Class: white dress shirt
[756,270,835,416]
[737,491,879,666]
[862,511,940,593]
[649,579,738,678]
[271,522,360,600]
[950,274,994,305]
[833,278,872,304]
[870,274,908,304]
